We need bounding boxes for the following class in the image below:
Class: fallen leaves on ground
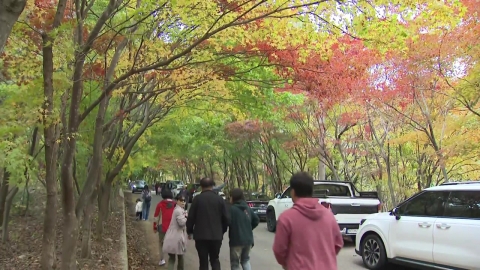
[124,192,158,270]
[0,193,124,270]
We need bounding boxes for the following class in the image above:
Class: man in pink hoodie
[273,172,344,270]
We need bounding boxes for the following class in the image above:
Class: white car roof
[426,182,480,191]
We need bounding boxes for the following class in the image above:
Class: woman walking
[153,189,176,266]
[163,194,188,270]
[141,185,152,220]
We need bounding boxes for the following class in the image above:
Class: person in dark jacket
[179,184,189,210]
[228,188,259,270]
[186,177,229,270]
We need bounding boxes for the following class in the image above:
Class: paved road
[133,191,369,269]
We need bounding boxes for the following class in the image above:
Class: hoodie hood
[232,200,248,211]
[292,198,328,220]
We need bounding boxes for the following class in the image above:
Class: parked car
[266,180,382,242]
[166,180,185,197]
[245,193,270,221]
[131,180,146,193]
[355,181,480,270]
[192,184,226,200]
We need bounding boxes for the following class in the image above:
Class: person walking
[163,194,188,270]
[142,185,152,220]
[186,177,229,270]
[153,189,176,266]
[272,172,344,270]
[155,182,160,195]
[228,188,259,270]
[179,185,189,210]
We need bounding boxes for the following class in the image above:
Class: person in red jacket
[153,189,176,266]
[273,172,344,270]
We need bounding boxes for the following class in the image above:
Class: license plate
[257,210,266,213]
[347,229,358,234]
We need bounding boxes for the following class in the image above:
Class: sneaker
[159,259,166,266]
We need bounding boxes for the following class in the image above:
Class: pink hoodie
[273,198,344,270]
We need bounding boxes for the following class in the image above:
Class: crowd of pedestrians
[137,172,344,270]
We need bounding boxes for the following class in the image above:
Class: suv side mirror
[391,207,401,220]
[275,192,281,199]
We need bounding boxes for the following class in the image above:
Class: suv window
[398,191,448,217]
[444,191,480,219]
[314,184,351,197]
[281,187,291,198]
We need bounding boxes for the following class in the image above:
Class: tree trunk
[80,189,98,258]
[41,33,60,270]
[385,143,397,206]
[79,97,109,258]
[0,169,9,228]
[96,180,112,235]
[1,186,19,243]
[0,0,27,53]
[318,161,326,180]
[75,97,109,217]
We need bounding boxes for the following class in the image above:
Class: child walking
[163,194,188,270]
[135,198,143,221]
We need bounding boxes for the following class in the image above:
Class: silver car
[131,180,146,193]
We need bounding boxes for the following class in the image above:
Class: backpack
[159,200,176,233]
[143,190,152,202]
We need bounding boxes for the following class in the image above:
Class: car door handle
[418,222,432,228]
[351,203,360,206]
[436,223,451,230]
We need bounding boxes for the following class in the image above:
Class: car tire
[266,209,276,232]
[361,234,387,270]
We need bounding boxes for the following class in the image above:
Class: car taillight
[248,203,254,207]
[377,203,383,212]
[321,202,331,209]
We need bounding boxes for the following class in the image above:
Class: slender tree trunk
[385,143,397,206]
[80,188,98,258]
[96,179,112,235]
[41,33,60,270]
[0,169,8,227]
[1,186,19,242]
[79,97,108,257]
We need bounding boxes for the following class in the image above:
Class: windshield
[135,180,145,185]
[244,193,269,201]
[256,194,270,200]
[313,184,351,197]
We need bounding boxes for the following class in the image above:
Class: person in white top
[135,198,143,221]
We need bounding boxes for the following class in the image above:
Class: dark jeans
[142,201,151,220]
[195,240,222,270]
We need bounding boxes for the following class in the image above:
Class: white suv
[355,181,480,270]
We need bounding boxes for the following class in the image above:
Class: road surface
[132,191,406,270]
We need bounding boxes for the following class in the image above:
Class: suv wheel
[361,234,387,270]
[266,209,276,232]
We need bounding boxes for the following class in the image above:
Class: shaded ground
[0,192,124,270]
[124,192,159,270]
